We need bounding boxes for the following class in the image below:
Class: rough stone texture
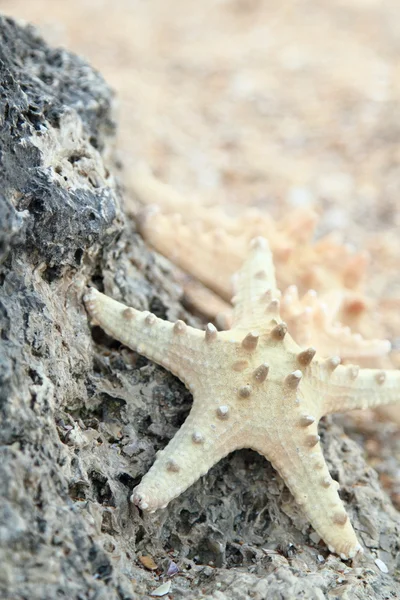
[0,15,400,600]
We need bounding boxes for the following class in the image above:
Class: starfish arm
[308,362,400,414]
[315,331,391,362]
[138,210,243,301]
[84,287,204,387]
[181,278,232,329]
[231,237,281,330]
[129,164,190,214]
[281,287,391,361]
[131,165,237,232]
[131,396,240,512]
[253,431,361,559]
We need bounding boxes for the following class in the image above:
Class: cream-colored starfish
[219,284,391,362]
[130,167,368,299]
[280,286,391,361]
[84,237,400,559]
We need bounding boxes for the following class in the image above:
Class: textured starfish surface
[131,167,368,300]
[280,286,391,361]
[220,285,391,363]
[84,237,400,559]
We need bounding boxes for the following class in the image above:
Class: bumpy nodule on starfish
[84,237,400,560]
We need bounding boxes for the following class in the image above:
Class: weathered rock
[0,15,399,600]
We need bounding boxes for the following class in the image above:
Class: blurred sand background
[1,0,399,294]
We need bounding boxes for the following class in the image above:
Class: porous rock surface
[0,16,399,600]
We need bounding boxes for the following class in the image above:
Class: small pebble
[166,560,179,576]
[151,581,171,597]
[309,532,321,544]
[374,558,389,573]
[139,555,157,571]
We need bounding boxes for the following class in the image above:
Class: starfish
[280,286,391,361]
[220,284,391,362]
[130,167,368,301]
[84,237,400,559]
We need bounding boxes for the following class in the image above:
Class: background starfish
[131,167,368,300]
[280,286,391,361]
[219,284,391,363]
[84,237,400,559]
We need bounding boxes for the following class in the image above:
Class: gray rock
[0,15,399,600]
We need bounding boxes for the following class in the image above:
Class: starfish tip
[271,322,287,340]
[173,320,187,334]
[205,323,218,341]
[131,490,149,511]
[242,331,259,351]
[249,236,268,251]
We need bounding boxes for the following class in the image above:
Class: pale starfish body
[220,285,391,362]
[84,237,400,559]
[131,168,368,298]
[280,286,391,361]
